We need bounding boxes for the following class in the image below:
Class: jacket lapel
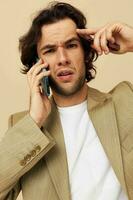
[44,98,71,200]
[42,86,128,199]
[87,87,127,194]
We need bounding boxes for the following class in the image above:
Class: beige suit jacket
[0,81,133,200]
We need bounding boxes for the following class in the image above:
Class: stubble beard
[49,73,86,97]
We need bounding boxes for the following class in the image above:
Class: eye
[67,43,78,49]
[43,49,55,55]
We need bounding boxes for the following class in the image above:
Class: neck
[52,83,88,107]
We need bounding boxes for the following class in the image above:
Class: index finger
[76,28,99,35]
[28,58,48,76]
[27,58,43,75]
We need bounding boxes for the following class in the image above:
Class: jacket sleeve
[0,114,55,200]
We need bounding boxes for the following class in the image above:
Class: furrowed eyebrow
[40,37,80,52]
[65,37,80,45]
[40,44,56,52]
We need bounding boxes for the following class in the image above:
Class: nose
[57,47,70,66]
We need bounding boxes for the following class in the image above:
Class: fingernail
[105,50,109,54]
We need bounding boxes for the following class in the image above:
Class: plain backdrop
[0,0,133,199]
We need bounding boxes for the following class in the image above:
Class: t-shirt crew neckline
[57,100,87,113]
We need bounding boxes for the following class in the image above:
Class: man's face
[37,18,86,96]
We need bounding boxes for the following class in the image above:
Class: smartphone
[36,57,50,96]
[40,68,50,96]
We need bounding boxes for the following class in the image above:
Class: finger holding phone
[27,58,51,128]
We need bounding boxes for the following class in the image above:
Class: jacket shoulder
[109,81,133,139]
[109,81,133,100]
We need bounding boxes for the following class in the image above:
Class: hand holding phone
[28,58,51,128]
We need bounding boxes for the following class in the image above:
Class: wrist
[29,112,44,128]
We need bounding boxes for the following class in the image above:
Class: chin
[50,75,86,96]
[53,82,85,97]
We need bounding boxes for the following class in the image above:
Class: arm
[0,113,55,200]
[0,52,55,199]
[76,22,133,55]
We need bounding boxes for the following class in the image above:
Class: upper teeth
[60,71,70,76]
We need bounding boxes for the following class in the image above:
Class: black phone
[40,68,50,96]
[36,57,50,96]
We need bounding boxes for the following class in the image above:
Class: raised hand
[27,59,51,128]
[77,22,133,55]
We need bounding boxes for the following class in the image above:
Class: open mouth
[57,71,73,77]
[57,69,74,81]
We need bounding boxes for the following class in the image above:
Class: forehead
[38,18,78,47]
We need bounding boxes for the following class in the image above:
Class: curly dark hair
[19,1,98,82]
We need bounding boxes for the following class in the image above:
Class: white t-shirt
[58,101,128,200]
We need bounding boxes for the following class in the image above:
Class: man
[0,2,133,200]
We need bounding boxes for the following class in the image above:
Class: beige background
[0,0,133,199]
